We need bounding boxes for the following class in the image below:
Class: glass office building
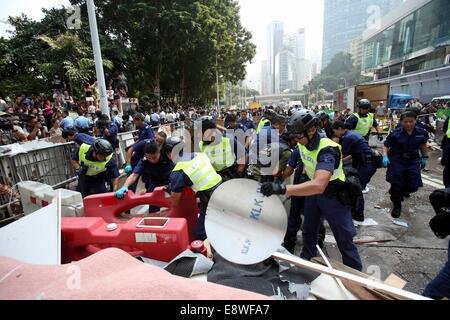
[362,0,450,76]
[322,0,404,69]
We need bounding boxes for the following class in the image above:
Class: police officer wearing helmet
[382,111,429,218]
[72,139,119,197]
[345,99,383,142]
[332,121,378,222]
[166,136,222,241]
[195,116,246,181]
[115,141,175,213]
[316,111,334,139]
[256,108,276,134]
[260,110,363,271]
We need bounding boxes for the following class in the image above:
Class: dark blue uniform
[126,139,153,192]
[300,134,362,271]
[72,146,119,197]
[441,116,450,188]
[136,124,156,142]
[384,126,429,204]
[170,154,221,241]
[74,133,96,146]
[99,122,119,149]
[239,118,256,130]
[340,130,377,219]
[345,114,378,141]
[133,154,175,212]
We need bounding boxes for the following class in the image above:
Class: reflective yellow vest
[199,136,235,172]
[353,113,374,137]
[256,118,271,134]
[446,118,450,138]
[298,138,346,182]
[173,153,222,192]
[78,143,113,177]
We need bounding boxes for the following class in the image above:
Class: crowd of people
[0,77,449,299]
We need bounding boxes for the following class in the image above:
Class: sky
[0,0,325,91]
[238,0,325,90]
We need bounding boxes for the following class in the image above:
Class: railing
[0,121,188,209]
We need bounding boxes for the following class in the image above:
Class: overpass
[245,93,306,103]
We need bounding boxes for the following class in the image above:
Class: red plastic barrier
[62,216,192,263]
[83,188,199,241]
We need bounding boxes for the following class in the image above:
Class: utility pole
[216,55,220,117]
[86,0,109,118]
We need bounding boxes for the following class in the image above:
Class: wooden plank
[272,252,429,300]
[311,274,358,300]
[384,274,407,289]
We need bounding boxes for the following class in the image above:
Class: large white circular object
[205,179,287,265]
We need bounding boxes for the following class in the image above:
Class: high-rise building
[260,60,270,95]
[267,21,284,94]
[287,28,306,61]
[361,0,450,102]
[348,36,363,66]
[296,59,312,90]
[275,49,296,94]
[322,0,404,69]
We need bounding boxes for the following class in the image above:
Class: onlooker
[53,90,64,108]
[376,101,386,118]
[23,118,46,141]
[159,109,166,124]
[63,90,74,111]
[49,119,63,137]
[150,109,160,127]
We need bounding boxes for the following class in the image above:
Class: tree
[304,52,372,99]
[35,33,113,96]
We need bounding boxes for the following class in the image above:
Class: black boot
[352,210,365,222]
[283,237,296,254]
[391,203,402,218]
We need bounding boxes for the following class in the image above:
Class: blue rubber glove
[125,164,133,174]
[115,186,129,199]
[383,155,390,168]
[421,157,428,169]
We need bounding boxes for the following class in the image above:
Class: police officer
[115,141,175,213]
[134,113,156,142]
[317,111,334,139]
[195,116,246,180]
[239,110,256,131]
[72,139,119,197]
[423,188,450,299]
[281,145,326,253]
[382,111,429,218]
[124,138,154,192]
[441,115,450,188]
[62,129,96,146]
[260,110,362,271]
[256,109,276,134]
[332,121,377,222]
[167,137,222,241]
[248,115,289,183]
[95,114,119,150]
[345,99,383,142]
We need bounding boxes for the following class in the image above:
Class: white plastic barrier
[18,181,83,217]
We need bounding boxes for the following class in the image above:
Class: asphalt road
[293,145,449,296]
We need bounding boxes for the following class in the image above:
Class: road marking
[422,175,444,185]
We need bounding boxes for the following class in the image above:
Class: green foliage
[1,1,255,103]
[305,52,372,95]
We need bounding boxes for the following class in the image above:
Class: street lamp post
[215,55,220,116]
[86,0,109,117]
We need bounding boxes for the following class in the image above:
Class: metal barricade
[0,142,76,206]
